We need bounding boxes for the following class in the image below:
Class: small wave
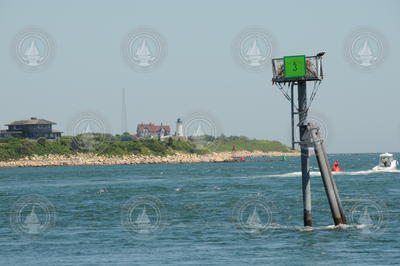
[336,169,400,175]
[240,171,320,179]
[269,171,321,178]
[247,168,400,179]
[265,223,376,232]
[337,170,376,176]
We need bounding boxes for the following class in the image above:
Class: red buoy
[331,160,341,172]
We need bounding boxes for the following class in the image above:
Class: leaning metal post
[308,122,346,225]
[298,81,312,227]
[320,143,347,224]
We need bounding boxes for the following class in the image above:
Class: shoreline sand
[0,151,299,168]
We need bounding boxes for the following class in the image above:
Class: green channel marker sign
[284,55,306,78]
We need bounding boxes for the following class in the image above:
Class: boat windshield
[379,156,393,167]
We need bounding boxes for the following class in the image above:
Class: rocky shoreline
[0,151,299,168]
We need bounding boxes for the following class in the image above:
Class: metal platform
[272,55,323,83]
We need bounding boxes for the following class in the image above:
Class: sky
[0,0,399,153]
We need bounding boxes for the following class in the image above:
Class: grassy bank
[0,134,294,161]
[207,136,292,153]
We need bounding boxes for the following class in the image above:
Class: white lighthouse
[176,118,183,137]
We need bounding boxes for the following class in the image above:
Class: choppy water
[0,153,399,265]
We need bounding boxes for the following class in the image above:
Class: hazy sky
[0,0,399,153]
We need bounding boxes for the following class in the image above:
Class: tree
[167,137,173,147]
[120,132,134,141]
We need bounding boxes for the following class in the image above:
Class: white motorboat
[372,153,398,171]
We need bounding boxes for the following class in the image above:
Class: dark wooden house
[0,117,62,139]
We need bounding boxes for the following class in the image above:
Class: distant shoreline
[0,151,299,168]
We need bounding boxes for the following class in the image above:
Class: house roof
[6,117,56,126]
[137,123,171,133]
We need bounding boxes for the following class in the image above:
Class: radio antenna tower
[121,88,127,134]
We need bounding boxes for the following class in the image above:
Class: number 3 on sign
[283,55,306,78]
[292,62,297,71]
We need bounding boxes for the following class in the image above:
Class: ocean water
[0,153,399,265]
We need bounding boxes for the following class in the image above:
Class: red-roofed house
[136,123,171,138]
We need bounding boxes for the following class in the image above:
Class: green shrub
[37,137,46,146]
